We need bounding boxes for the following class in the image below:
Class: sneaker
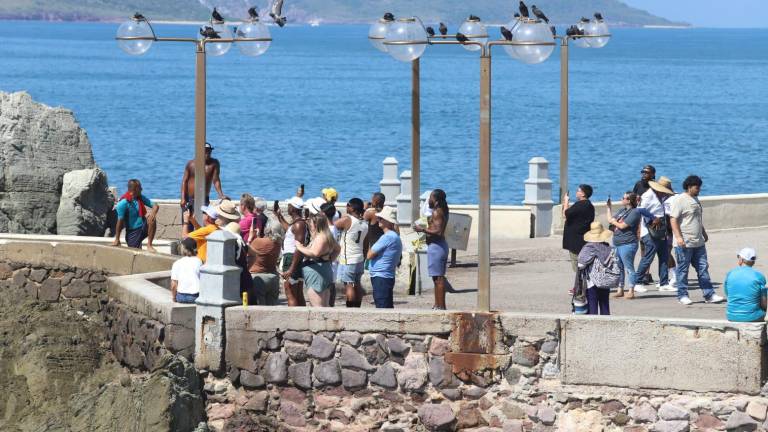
[679,296,693,305]
[706,294,725,304]
[634,285,648,293]
[658,284,677,292]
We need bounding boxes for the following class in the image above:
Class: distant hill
[0,0,687,27]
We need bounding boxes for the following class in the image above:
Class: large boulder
[56,168,112,236]
[0,91,96,234]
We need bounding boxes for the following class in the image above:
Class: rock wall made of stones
[208,327,768,431]
[0,261,107,312]
[0,261,177,372]
[101,298,177,371]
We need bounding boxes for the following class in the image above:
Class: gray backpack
[588,250,622,289]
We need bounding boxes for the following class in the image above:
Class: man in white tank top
[334,198,369,308]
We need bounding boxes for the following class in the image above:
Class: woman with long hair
[607,191,641,299]
[295,214,340,307]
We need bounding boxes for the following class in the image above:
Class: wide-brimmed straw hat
[583,221,613,243]
[376,206,397,225]
[648,176,674,195]
[216,199,241,221]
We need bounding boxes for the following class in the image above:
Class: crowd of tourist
[110,145,766,322]
[564,165,766,322]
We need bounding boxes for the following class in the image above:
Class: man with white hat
[275,196,308,306]
[724,248,765,322]
[635,176,675,292]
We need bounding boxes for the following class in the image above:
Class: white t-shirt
[171,256,202,295]
[638,189,664,237]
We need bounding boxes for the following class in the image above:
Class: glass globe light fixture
[457,16,488,52]
[117,15,155,56]
[586,19,610,48]
[384,17,428,62]
[509,19,554,64]
[369,17,393,52]
[199,21,233,56]
[236,18,271,56]
[502,19,522,59]
[572,21,591,48]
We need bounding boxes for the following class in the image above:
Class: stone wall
[0,261,108,311]
[191,307,768,431]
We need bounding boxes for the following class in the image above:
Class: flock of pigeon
[416,1,605,43]
[199,0,287,40]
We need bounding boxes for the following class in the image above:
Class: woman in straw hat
[576,222,617,315]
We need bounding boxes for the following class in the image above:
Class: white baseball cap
[738,247,757,262]
[286,196,304,210]
[305,197,326,215]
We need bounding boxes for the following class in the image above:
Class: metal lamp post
[116,10,274,222]
[373,13,555,312]
[557,17,611,202]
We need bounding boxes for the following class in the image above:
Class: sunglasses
[641,170,651,174]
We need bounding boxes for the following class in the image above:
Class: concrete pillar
[522,157,554,237]
[194,229,242,372]
[420,190,432,217]
[396,170,413,226]
[380,157,400,207]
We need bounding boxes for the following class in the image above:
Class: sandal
[625,292,635,300]
[613,290,625,298]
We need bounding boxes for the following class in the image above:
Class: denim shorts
[338,262,364,284]
[175,292,198,304]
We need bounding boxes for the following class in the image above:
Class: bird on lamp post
[200,26,220,39]
[426,26,435,37]
[211,7,225,22]
[439,22,448,35]
[532,5,549,23]
[500,26,513,40]
[519,1,530,18]
[456,32,469,43]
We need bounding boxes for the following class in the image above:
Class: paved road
[382,227,768,320]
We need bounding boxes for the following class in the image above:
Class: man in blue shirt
[112,179,159,252]
[366,207,402,308]
[724,248,766,322]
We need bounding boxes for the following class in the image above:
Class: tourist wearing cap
[295,214,340,307]
[635,176,675,291]
[183,204,219,262]
[322,188,342,222]
[562,184,595,292]
[367,207,403,308]
[724,248,766,322]
[180,142,229,232]
[670,175,724,305]
[171,237,202,303]
[576,222,615,315]
[275,196,308,306]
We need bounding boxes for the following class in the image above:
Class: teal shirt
[725,266,766,322]
[115,195,153,230]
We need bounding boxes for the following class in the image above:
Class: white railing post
[194,229,241,372]
[380,157,400,207]
[522,157,554,237]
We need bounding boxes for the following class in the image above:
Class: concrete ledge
[226,306,454,334]
[498,313,561,339]
[561,315,766,394]
[107,271,195,352]
[0,237,176,275]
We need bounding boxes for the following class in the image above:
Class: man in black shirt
[633,165,656,196]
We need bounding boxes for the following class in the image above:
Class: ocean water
[0,21,766,204]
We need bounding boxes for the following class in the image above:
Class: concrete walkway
[380,227,768,320]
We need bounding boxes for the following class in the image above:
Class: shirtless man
[180,142,228,230]
[413,189,451,310]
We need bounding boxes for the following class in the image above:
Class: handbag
[647,217,667,240]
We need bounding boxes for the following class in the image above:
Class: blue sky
[625,0,767,27]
